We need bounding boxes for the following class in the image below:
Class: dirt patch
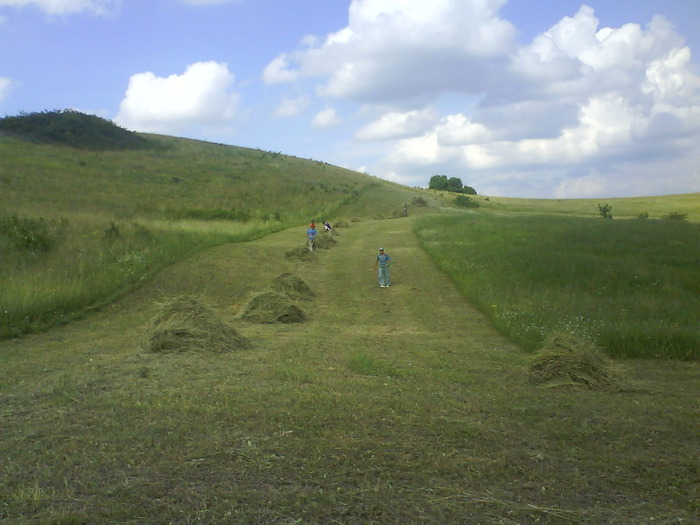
[271,273,314,301]
[147,296,250,353]
[238,291,307,324]
[529,332,618,389]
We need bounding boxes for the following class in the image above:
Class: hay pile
[284,245,313,260]
[271,273,314,300]
[238,291,307,324]
[529,332,617,389]
[314,235,337,250]
[148,296,250,353]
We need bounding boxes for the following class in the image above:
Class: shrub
[663,211,687,222]
[104,221,121,238]
[0,214,60,253]
[455,195,479,208]
[598,203,613,219]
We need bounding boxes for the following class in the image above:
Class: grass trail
[1,217,698,523]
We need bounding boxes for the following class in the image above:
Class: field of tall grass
[0,213,289,337]
[415,212,700,360]
[1,115,405,338]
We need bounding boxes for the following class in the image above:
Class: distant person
[307,223,318,251]
[403,203,408,216]
[323,221,332,234]
[373,247,391,288]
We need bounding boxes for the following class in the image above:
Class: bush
[0,214,60,253]
[598,203,613,219]
[455,195,479,208]
[663,211,687,222]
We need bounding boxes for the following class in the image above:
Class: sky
[1,0,699,198]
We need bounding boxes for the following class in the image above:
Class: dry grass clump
[529,332,617,389]
[238,291,307,324]
[271,273,314,301]
[284,245,313,260]
[147,296,251,353]
[314,235,337,250]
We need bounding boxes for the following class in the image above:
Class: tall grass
[0,216,286,337]
[415,213,700,360]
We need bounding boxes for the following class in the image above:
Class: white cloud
[273,95,309,118]
[312,107,341,128]
[0,0,119,15]
[0,77,13,101]
[262,54,299,84]
[355,107,437,141]
[115,61,240,134]
[263,0,516,102]
[326,3,700,197]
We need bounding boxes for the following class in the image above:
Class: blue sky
[1,0,699,198]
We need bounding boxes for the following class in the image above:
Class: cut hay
[238,291,307,324]
[271,273,314,301]
[285,245,313,260]
[148,296,250,353]
[529,332,617,389]
[314,235,337,250]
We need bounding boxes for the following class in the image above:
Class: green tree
[598,203,613,219]
[428,175,448,190]
[429,175,477,194]
[447,177,463,192]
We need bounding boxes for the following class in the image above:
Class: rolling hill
[1,110,698,522]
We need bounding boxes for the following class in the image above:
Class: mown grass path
[1,216,698,524]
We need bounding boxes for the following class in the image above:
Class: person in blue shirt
[373,247,391,288]
[306,223,317,251]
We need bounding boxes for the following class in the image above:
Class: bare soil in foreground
[1,217,698,523]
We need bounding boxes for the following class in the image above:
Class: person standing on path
[373,247,392,288]
[307,223,318,251]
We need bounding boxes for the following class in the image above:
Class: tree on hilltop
[428,174,477,194]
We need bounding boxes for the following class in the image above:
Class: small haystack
[315,235,337,250]
[285,245,313,260]
[238,291,307,324]
[271,273,315,301]
[529,332,617,389]
[148,296,250,353]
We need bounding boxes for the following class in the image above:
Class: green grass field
[1,114,699,522]
[415,212,700,360]
[1,218,697,523]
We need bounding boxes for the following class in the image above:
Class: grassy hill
[1,111,699,522]
[0,112,439,337]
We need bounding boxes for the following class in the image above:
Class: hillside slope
[0,111,440,223]
[1,217,697,523]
